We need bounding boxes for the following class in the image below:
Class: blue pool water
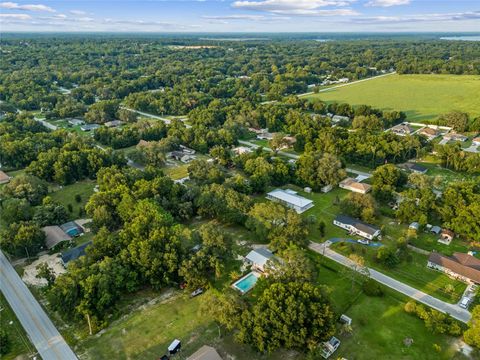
[233,272,259,293]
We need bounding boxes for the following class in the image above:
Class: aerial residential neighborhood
[0,1,480,360]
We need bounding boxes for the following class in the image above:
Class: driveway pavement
[0,251,78,360]
[309,241,472,323]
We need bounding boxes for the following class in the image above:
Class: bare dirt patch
[22,253,66,286]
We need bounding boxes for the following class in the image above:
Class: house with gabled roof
[428,252,480,284]
[339,178,371,194]
[333,215,381,240]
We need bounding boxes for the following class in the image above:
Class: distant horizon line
[1,31,480,35]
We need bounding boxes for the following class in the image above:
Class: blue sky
[1,1,479,32]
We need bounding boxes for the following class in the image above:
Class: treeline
[1,37,479,112]
[0,115,69,168]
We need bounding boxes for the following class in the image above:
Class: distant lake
[440,36,480,41]
[315,39,331,42]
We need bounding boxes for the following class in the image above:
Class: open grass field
[0,293,36,360]
[49,180,96,220]
[304,74,480,122]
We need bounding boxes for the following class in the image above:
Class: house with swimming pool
[232,248,276,294]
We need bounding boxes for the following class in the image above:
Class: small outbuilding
[430,226,442,235]
[409,222,420,231]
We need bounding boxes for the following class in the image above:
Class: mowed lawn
[49,180,96,220]
[305,74,480,122]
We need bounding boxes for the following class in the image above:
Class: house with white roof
[245,248,275,273]
[266,188,314,213]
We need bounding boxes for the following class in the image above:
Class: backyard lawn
[49,180,96,220]
[304,74,480,122]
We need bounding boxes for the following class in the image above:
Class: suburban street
[309,241,472,323]
[0,251,78,360]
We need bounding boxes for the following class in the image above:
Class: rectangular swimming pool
[232,272,259,294]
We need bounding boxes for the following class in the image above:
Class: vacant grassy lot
[49,180,96,220]
[305,74,480,122]
[0,293,35,359]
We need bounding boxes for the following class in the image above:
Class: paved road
[0,251,78,360]
[309,241,472,323]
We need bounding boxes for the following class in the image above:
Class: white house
[333,215,381,240]
[390,123,414,136]
[339,178,371,194]
[245,248,274,273]
[266,188,314,214]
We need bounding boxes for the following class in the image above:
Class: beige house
[187,345,223,360]
[0,170,11,184]
[428,252,480,284]
[339,178,371,194]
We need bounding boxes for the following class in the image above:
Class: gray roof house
[80,124,100,132]
[409,222,420,231]
[401,162,428,174]
[334,215,381,240]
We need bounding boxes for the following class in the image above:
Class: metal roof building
[266,188,314,213]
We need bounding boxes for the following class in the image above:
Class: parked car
[459,297,471,309]
[357,239,369,245]
[191,288,204,297]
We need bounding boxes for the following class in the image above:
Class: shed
[430,226,441,235]
[409,222,420,231]
[340,314,352,326]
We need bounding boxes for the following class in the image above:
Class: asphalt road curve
[0,250,78,360]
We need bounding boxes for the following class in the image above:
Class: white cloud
[0,1,55,12]
[352,10,480,23]
[365,0,410,7]
[203,14,290,21]
[0,13,32,19]
[69,10,87,16]
[232,0,358,16]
